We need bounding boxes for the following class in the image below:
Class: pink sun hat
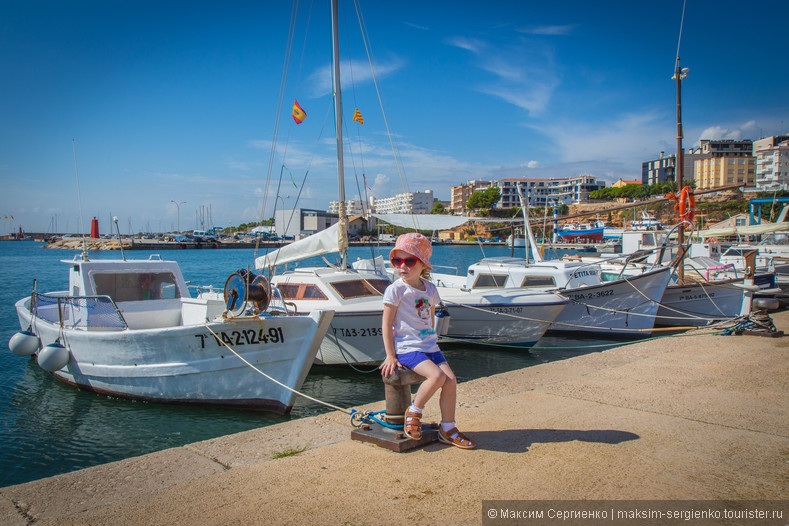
[389,232,432,269]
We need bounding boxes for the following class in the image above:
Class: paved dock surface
[2,313,788,525]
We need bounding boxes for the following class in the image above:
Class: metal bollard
[382,367,425,425]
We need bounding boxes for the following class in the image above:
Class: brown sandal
[403,409,422,440]
[438,427,476,449]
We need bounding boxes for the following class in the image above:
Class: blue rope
[350,409,403,430]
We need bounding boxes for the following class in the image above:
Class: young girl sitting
[379,232,476,449]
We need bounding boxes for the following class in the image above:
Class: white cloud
[447,35,560,117]
[695,120,760,145]
[522,160,539,168]
[446,36,486,54]
[517,25,575,36]
[305,58,405,99]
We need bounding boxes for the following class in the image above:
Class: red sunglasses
[390,257,418,268]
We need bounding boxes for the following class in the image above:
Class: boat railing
[32,292,128,330]
[431,265,459,275]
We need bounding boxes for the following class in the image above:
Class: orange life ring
[703,238,718,244]
[677,186,695,222]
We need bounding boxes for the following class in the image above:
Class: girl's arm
[379,303,401,377]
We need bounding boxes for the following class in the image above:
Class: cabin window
[276,284,329,301]
[92,272,180,302]
[520,275,556,288]
[330,279,387,299]
[473,274,508,288]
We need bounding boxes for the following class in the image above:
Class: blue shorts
[398,350,447,370]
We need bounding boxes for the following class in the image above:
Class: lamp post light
[170,200,186,233]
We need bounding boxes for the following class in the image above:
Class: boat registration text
[195,327,285,349]
[567,289,614,301]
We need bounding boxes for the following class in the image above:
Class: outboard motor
[434,303,451,336]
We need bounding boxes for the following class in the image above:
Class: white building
[327,198,373,218]
[495,176,606,208]
[371,190,435,214]
[754,135,789,192]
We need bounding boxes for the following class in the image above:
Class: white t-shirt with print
[382,278,440,355]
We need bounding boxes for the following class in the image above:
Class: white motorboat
[432,285,568,346]
[261,258,391,366]
[433,256,671,336]
[9,254,333,414]
[631,210,664,231]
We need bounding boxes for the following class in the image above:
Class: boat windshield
[276,283,329,301]
[330,279,389,300]
[92,272,181,302]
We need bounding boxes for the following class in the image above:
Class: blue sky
[1,0,787,234]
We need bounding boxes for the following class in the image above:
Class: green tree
[430,202,447,214]
[466,187,502,210]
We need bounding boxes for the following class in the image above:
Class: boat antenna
[72,139,88,261]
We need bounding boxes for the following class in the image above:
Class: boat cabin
[273,267,390,308]
[464,257,603,290]
[61,255,220,330]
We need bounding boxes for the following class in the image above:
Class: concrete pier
[2,312,787,525]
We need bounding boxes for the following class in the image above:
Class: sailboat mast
[330,0,349,269]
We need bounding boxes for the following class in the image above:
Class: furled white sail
[372,213,519,230]
[692,221,789,239]
[255,223,341,268]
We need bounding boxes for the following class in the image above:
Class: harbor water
[0,240,634,487]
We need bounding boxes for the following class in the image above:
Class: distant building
[372,190,435,214]
[451,180,492,211]
[275,208,338,238]
[754,135,789,192]
[641,151,704,185]
[612,178,642,188]
[692,139,756,190]
[495,175,606,208]
[327,198,373,218]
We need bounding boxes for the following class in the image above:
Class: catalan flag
[292,99,307,124]
[362,173,372,191]
[352,108,364,125]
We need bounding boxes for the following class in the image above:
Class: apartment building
[450,180,492,210]
[327,198,373,218]
[692,139,756,189]
[641,151,705,185]
[495,175,606,208]
[371,190,435,214]
[753,135,789,191]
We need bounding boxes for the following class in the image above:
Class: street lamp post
[672,60,689,282]
[171,200,186,233]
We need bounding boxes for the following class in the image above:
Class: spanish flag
[352,108,364,125]
[292,99,307,124]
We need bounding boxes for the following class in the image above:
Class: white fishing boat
[592,234,767,327]
[631,210,664,231]
[430,190,671,337]
[9,254,333,414]
[432,256,671,336]
[431,285,568,346]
